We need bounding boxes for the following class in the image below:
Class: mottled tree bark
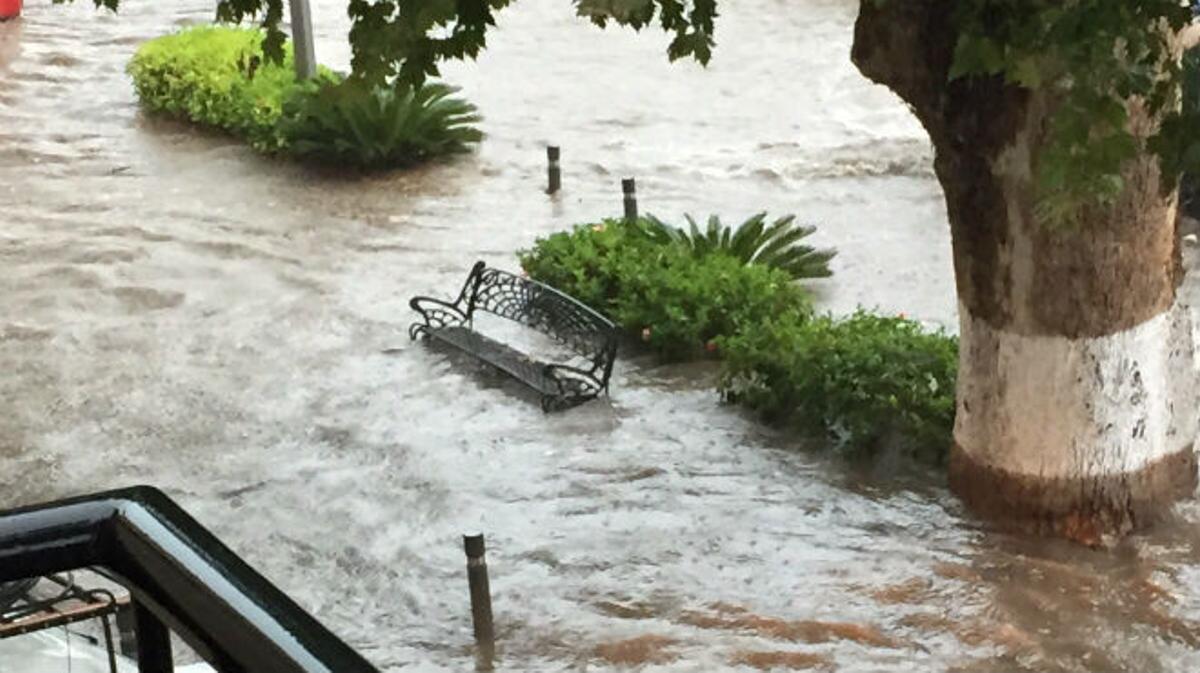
[853,0,1199,543]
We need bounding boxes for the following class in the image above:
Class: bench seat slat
[426,326,559,396]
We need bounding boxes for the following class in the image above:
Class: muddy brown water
[4,0,1200,671]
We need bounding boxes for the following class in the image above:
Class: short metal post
[288,0,317,80]
[134,601,173,673]
[622,178,638,222]
[546,146,561,194]
[463,534,495,671]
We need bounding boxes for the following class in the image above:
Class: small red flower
[705,340,718,353]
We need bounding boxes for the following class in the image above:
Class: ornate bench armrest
[409,296,469,339]
[541,363,606,412]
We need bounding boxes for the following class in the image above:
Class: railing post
[463,534,495,671]
[101,613,120,673]
[115,602,138,659]
[622,178,638,222]
[134,601,173,673]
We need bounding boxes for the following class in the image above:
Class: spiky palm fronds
[636,212,835,280]
[284,80,482,168]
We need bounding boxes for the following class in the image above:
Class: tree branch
[851,0,954,129]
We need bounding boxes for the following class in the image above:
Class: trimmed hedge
[128,26,482,168]
[127,26,323,151]
[519,218,813,359]
[718,311,958,462]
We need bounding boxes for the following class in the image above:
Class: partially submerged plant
[519,218,813,359]
[282,80,483,168]
[718,311,958,463]
[637,212,835,281]
[521,218,955,459]
[127,25,317,151]
[128,26,482,169]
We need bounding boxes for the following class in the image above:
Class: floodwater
[3,0,1200,671]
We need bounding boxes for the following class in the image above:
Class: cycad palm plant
[637,212,835,280]
[283,80,483,168]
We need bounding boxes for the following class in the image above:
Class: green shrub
[609,247,812,358]
[520,219,956,462]
[718,311,958,462]
[639,212,835,280]
[519,218,812,359]
[281,80,483,168]
[128,26,481,168]
[518,218,648,310]
[127,25,324,151]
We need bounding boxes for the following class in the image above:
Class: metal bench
[409,261,618,411]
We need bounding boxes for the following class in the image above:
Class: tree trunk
[853,0,1199,543]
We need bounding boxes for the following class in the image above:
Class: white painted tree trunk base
[950,297,1200,543]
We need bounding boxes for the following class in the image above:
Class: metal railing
[0,486,380,673]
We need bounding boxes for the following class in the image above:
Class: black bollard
[463,534,495,671]
[622,178,638,222]
[547,146,561,194]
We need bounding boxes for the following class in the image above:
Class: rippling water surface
[4,1,1200,671]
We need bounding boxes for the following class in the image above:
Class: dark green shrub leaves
[637,212,835,281]
[281,80,483,168]
[128,26,482,169]
[519,218,812,359]
[719,311,958,463]
[522,217,956,460]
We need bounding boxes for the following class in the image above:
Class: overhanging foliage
[948,0,1200,225]
[75,0,1200,224]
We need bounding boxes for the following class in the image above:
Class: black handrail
[0,486,380,673]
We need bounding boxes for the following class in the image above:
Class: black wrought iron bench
[409,261,618,411]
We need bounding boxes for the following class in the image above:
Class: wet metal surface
[0,487,379,672]
[3,0,1200,671]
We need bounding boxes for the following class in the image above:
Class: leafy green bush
[520,218,955,461]
[281,80,483,168]
[718,311,958,462]
[609,247,812,358]
[128,26,482,168]
[519,219,812,358]
[639,212,835,280]
[518,218,646,310]
[127,25,323,151]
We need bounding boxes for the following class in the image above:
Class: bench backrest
[464,263,617,375]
